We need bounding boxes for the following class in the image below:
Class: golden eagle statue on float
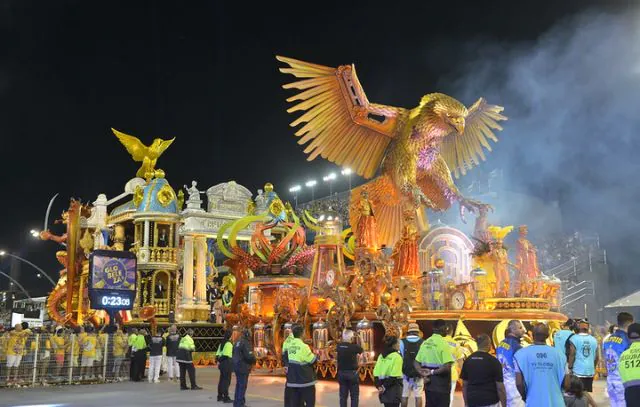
[277,56,507,247]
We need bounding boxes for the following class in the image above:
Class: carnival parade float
[38,56,566,375]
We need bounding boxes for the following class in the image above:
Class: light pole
[0,251,56,287]
[305,179,317,201]
[323,172,337,196]
[289,185,301,209]
[341,168,353,190]
[0,269,32,300]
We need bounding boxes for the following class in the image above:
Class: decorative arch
[418,226,474,284]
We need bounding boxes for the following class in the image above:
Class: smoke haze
[444,10,640,294]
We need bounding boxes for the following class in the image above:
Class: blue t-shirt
[569,333,598,377]
[514,344,567,407]
[496,335,522,381]
[553,329,573,355]
[603,329,630,384]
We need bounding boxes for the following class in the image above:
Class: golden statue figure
[515,225,540,296]
[391,209,420,277]
[487,225,513,297]
[112,128,175,180]
[278,56,506,248]
[355,190,378,249]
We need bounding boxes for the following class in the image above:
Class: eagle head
[417,93,468,135]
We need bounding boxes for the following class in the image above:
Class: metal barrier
[0,330,131,387]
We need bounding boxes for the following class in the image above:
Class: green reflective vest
[133,334,147,350]
[216,341,233,357]
[373,351,403,379]
[415,333,455,368]
[287,338,316,364]
[282,333,294,353]
[179,335,195,351]
[619,342,640,388]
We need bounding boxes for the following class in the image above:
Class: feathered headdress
[487,225,513,241]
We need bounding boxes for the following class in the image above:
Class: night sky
[0,0,630,296]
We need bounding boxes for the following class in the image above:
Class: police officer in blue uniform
[232,328,256,407]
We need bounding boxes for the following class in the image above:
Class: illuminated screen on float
[88,249,137,310]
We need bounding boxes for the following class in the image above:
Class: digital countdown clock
[88,250,137,311]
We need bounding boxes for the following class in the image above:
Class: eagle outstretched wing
[440,98,507,178]
[277,56,408,179]
[112,128,148,162]
[157,138,175,156]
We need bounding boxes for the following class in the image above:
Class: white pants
[450,380,456,404]
[166,356,180,378]
[504,376,525,407]
[6,355,22,368]
[149,355,162,382]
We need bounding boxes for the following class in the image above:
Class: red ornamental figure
[391,210,420,277]
[355,190,379,250]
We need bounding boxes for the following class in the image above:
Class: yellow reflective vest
[619,342,640,389]
[373,351,403,379]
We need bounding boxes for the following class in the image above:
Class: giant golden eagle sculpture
[112,128,175,180]
[277,56,507,246]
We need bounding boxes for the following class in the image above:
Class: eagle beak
[454,120,465,135]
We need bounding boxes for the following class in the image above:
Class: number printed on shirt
[624,359,640,369]
[536,352,547,359]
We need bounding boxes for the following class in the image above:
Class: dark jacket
[176,335,195,364]
[148,335,165,357]
[232,337,256,374]
[165,333,181,357]
[375,347,403,404]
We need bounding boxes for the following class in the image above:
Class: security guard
[127,327,139,381]
[373,335,403,407]
[216,330,234,403]
[414,319,454,407]
[176,328,202,390]
[604,312,634,407]
[131,328,148,382]
[282,329,295,407]
[233,328,256,407]
[284,324,317,406]
[618,323,640,402]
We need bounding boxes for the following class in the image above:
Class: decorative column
[143,221,150,247]
[182,235,194,306]
[195,236,207,305]
[113,224,125,251]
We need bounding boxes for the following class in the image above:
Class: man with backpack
[553,318,576,357]
[400,323,424,407]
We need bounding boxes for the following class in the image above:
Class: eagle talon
[459,198,493,224]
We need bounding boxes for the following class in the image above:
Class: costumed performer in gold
[487,226,513,297]
[355,190,379,250]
